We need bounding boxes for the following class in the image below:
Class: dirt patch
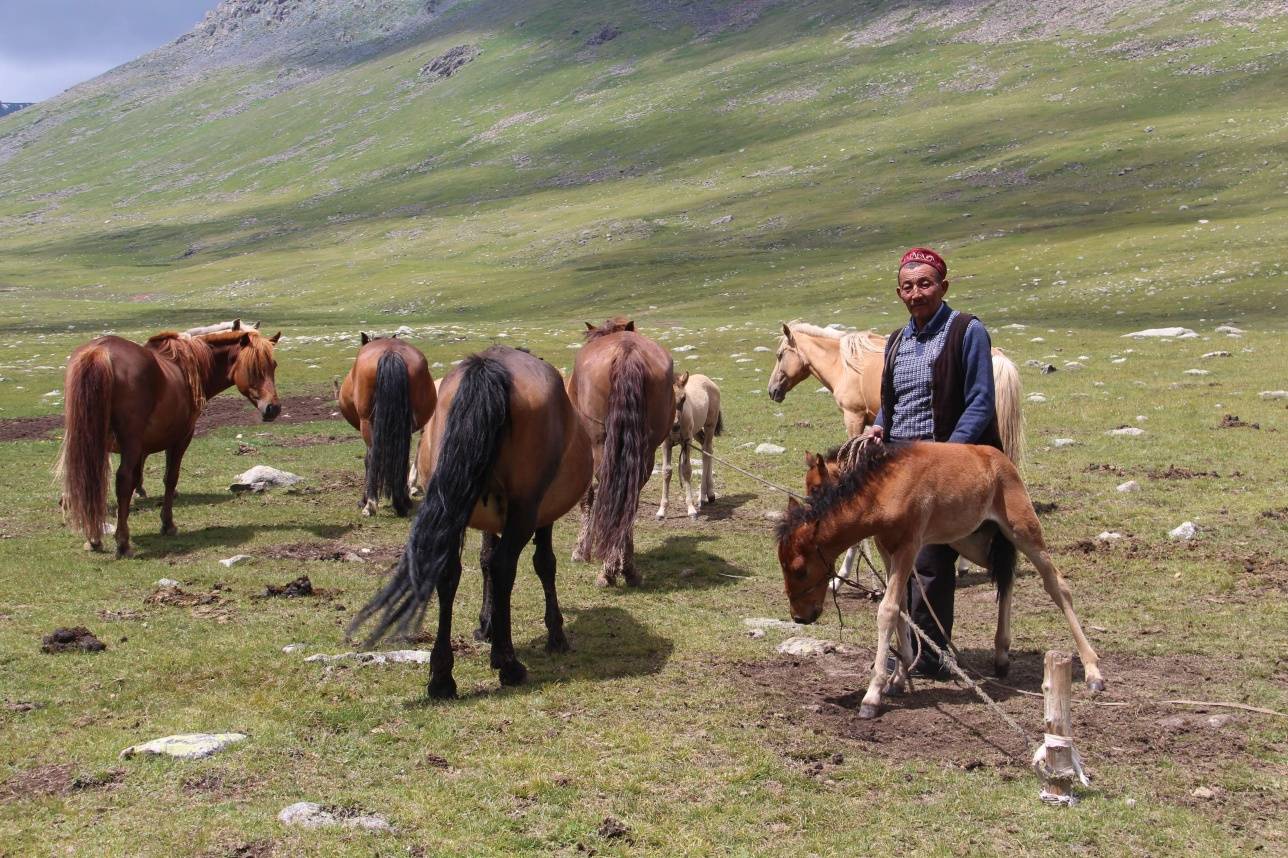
[1218,414,1260,430]
[260,540,402,565]
[1148,465,1220,479]
[181,768,261,799]
[1260,508,1288,522]
[41,626,106,653]
[263,575,315,598]
[1083,463,1127,476]
[145,585,221,607]
[0,764,124,801]
[0,414,62,442]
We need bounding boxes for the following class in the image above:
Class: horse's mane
[200,329,277,378]
[146,332,213,412]
[584,316,634,341]
[776,442,909,541]
[785,320,844,340]
[783,322,886,374]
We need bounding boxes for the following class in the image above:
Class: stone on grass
[1259,390,1288,399]
[1096,532,1125,542]
[282,643,306,654]
[304,650,434,666]
[277,802,391,832]
[744,617,804,632]
[1213,325,1244,335]
[1201,351,1231,359]
[1116,480,1140,493]
[155,578,181,588]
[1183,369,1210,376]
[120,733,246,760]
[1026,393,1048,403]
[1169,521,1197,541]
[230,466,302,493]
[748,628,766,639]
[672,344,696,352]
[1123,327,1197,339]
[1108,427,1146,437]
[753,346,771,352]
[1051,438,1077,448]
[755,443,786,455]
[219,554,252,568]
[777,636,836,657]
[1191,786,1216,800]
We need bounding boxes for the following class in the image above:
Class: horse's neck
[813,495,876,560]
[794,333,843,389]
[202,347,237,399]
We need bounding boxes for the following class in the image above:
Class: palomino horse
[58,322,281,557]
[338,333,436,517]
[767,321,1025,465]
[567,317,674,587]
[656,371,723,520]
[352,346,591,696]
[777,441,1104,720]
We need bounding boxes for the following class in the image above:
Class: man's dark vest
[880,312,1004,451]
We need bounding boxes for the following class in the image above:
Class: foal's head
[776,498,833,624]
[768,324,810,403]
[670,371,690,437]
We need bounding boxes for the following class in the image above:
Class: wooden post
[1038,650,1075,804]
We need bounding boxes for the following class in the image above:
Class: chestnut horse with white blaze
[656,371,723,520]
[353,346,591,696]
[567,318,674,587]
[777,441,1103,720]
[57,321,281,557]
[338,333,436,517]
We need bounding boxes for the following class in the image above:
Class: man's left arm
[948,320,996,444]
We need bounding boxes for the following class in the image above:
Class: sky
[0,1,217,102]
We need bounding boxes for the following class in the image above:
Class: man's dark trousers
[908,543,958,669]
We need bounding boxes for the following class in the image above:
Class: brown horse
[566,318,674,587]
[353,346,592,696]
[57,322,281,557]
[777,441,1103,720]
[338,333,436,517]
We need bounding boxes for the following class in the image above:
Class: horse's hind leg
[532,525,569,653]
[359,419,377,517]
[701,431,716,504]
[1000,495,1104,692]
[680,438,697,518]
[474,531,497,643]
[133,457,147,499]
[160,436,191,537]
[488,509,538,686]
[656,440,672,520]
[113,443,142,558]
[428,552,463,699]
[572,484,594,563]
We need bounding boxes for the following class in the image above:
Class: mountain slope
[1,0,1286,333]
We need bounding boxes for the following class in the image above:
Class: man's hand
[865,425,884,444]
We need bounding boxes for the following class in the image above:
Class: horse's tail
[714,409,724,437]
[57,347,113,544]
[349,354,511,645]
[987,531,1016,603]
[368,350,413,515]
[991,351,1025,469]
[587,343,651,560]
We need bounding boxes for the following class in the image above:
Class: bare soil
[0,764,124,801]
[259,540,402,565]
[40,626,106,653]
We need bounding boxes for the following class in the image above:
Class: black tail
[349,355,511,645]
[587,343,651,560]
[988,532,1016,602]
[368,350,413,515]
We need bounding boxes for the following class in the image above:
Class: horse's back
[342,338,436,428]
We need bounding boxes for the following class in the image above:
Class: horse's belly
[468,496,506,534]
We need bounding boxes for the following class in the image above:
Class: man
[868,247,1002,678]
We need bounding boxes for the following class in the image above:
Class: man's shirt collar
[904,301,953,338]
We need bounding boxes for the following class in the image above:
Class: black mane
[775,442,910,541]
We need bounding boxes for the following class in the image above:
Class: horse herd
[54,316,1103,717]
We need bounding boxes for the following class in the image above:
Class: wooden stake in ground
[1032,650,1089,806]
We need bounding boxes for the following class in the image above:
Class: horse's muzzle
[261,402,281,422]
[791,606,822,625]
[768,385,785,403]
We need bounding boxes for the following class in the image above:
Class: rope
[679,440,806,501]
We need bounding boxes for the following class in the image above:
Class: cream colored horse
[657,372,723,520]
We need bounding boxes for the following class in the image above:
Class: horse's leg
[680,438,697,519]
[572,484,593,563]
[488,510,537,686]
[532,525,569,653]
[860,546,916,719]
[474,531,497,643]
[701,431,716,504]
[427,550,462,699]
[359,419,376,516]
[831,547,858,592]
[998,495,1104,692]
[995,578,1013,679]
[159,435,192,536]
[619,527,640,587]
[113,442,142,558]
[133,457,147,499]
[656,440,672,520]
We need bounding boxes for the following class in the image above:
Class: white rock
[155,578,181,588]
[735,358,753,363]
[230,465,302,493]
[395,325,415,336]
[753,346,772,352]
[1183,369,1210,376]
[1259,390,1288,399]
[282,644,306,654]
[1116,480,1140,493]
[748,628,766,639]
[711,214,733,225]
[1111,358,1127,364]
[1169,521,1197,541]
[1026,393,1048,403]
[219,554,252,568]
[777,636,837,657]
[672,344,696,353]
[763,509,784,521]
[744,617,804,632]
[120,733,247,760]
[1063,361,1084,370]
[1123,327,1197,339]
[755,443,786,455]
[1213,325,1244,335]
[304,650,434,666]
[1030,336,1046,343]
[1201,351,1231,359]
[1052,438,1077,448]
[278,802,391,832]
[1096,531,1124,542]
[1108,427,1146,437]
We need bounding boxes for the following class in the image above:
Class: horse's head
[671,371,690,437]
[768,324,809,403]
[777,497,833,624]
[231,330,282,421]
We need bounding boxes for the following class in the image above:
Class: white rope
[1031,732,1090,806]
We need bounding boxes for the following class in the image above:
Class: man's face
[897,262,948,326]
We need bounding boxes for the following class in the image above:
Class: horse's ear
[252,321,261,330]
[676,371,689,388]
[624,320,635,332]
[786,496,801,511]
[269,332,281,344]
[360,332,370,345]
[780,323,794,343]
[584,321,596,331]
[804,451,817,468]
[238,333,252,347]
[231,319,241,331]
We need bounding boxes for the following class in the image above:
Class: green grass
[1,1,1286,854]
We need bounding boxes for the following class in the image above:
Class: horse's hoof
[655,511,665,520]
[705,495,717,504]
[473,626,491,643]
[623,573,643,587]
[687,511,698,521]
[994,660,1010,679]
[116,545,134,559]
[546,633,571,654]
[427,676,457,699]
[498,662,528,687]
[571,548,587,563]
[1087,677,1106,694]
[857,703,881,720]
[594,574,613,589]
[84,540,104,552]
[360,506,373,518]
[161,525,177,537]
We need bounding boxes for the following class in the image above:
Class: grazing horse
[57,322,281,557]
[338,333,436,516]
[566,317,674,587]
[656,371,723,520]
[353,346,591,697]
[776,441,1104,720]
